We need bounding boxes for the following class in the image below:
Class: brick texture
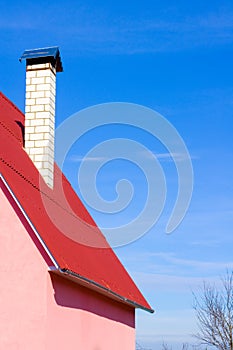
[25,63,56,188]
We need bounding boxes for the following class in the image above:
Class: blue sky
[1,0,233,348]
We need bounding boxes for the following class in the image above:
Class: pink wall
[0,181,135,349]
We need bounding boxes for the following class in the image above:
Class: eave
[0,173,154,314]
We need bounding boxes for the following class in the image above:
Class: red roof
[0,92,153,313]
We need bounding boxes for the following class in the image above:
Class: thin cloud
[0,20,34,30]
[62,10,233,54]
[189,239,220,247]
[2,4,233,54]
[119,250,233,282]
[68,155,107,163]
[133,271,224,293]
[151,252,233,270]
[139,151,198,162]
[68,151,197,163]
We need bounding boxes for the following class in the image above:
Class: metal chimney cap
[20,46,63,72]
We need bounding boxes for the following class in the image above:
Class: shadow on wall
[50,273,135,328]
[1,154,135,331]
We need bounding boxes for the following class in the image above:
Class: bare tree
[193,271,233,350]
[162,342,190,350]
[162,343,172,350]
[136,342,152,350]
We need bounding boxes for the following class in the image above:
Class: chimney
[20,47,63,188]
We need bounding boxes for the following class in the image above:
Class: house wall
[47,274,135,349]
[0,181,135,350]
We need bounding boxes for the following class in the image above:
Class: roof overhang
[49,267,154,313]
[0,173,154,314]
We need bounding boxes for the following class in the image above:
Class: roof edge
[49,267,154,313]
[0,173,59,269]
[0,173,154,313]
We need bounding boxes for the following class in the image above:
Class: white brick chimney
[20,47,63,188]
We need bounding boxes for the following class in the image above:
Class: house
[0,47,153,350]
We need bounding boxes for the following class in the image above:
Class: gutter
[49,267,154,313]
